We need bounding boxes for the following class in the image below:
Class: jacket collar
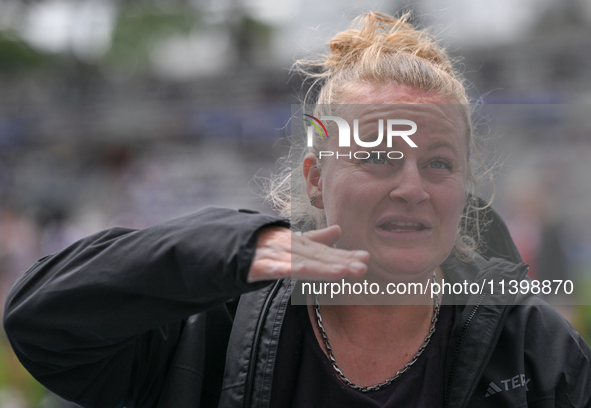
[442,254,529,408]
[219,279,293,408]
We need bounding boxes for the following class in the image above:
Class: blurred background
[0,0,590,406]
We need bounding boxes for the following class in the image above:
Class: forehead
[341,82,450,105]
[331,83,467,151]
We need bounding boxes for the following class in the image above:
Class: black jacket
[3,207,591,407]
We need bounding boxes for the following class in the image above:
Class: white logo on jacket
[485,374,530,397]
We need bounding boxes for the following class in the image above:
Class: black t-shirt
[271,303,454,407]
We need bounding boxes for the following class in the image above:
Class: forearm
[3,207,288,406]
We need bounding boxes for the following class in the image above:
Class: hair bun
[325,12,452,75]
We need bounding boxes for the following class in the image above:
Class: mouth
[378,221,426,232]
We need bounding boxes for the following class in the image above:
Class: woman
[4,12,591,408]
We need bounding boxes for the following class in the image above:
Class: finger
[291,256,368,280]
[249,237,370,282]
[249,226,370,283]
[248,258,292,282]
[304,226,369,264]
[257,229,365,265]
[253,242,367,276]
[303,225,341,246]
[249,256,367,282]
[295,231,370,263]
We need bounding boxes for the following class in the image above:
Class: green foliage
[242,16,272,39]
[0,31,55,72]
[102,4,200,69]
[0,334,46,405]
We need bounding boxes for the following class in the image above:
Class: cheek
[436,180,466,230]
[321,163,360,201]
[319,171,348,223]
[321,169,376,227]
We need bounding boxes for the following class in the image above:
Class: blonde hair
[266,12,491,260]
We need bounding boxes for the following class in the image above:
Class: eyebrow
[356,135,461,155]
[425,140,460,155]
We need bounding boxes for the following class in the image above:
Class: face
[304,84,468,283]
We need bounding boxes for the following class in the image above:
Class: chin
[372,249,447,282]
[369,261,436,284]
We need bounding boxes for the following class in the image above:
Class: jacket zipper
[243,280,283,408]
[444,293,485,408]
[444,263,530,408]
[457,264,531,408]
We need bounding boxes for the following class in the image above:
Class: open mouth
[379,221,425,232]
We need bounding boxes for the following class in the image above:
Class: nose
[389,162,430,207]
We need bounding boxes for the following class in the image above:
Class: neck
[310,267,441,348]
[317,302,434,345]
[308,271,442,388]
[307,296,439,387]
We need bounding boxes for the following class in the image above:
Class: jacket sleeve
[2,207,289,408]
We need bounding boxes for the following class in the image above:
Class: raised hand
[248,225,369,282]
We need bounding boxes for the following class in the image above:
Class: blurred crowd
[0,138,284,407]
[2,0,591,406]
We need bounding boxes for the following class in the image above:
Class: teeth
[379,220,425,232]
[386,221,422,227]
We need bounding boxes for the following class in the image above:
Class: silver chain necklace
[313,272,440,393]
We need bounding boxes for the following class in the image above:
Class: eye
[428,158,452,170]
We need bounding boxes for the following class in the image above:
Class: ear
[303,153,324,208]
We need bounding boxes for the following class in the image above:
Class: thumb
[303,225,341,247]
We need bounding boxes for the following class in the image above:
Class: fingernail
[353,250,369,260]
[331,264,346,273]
[349,261,366,274]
